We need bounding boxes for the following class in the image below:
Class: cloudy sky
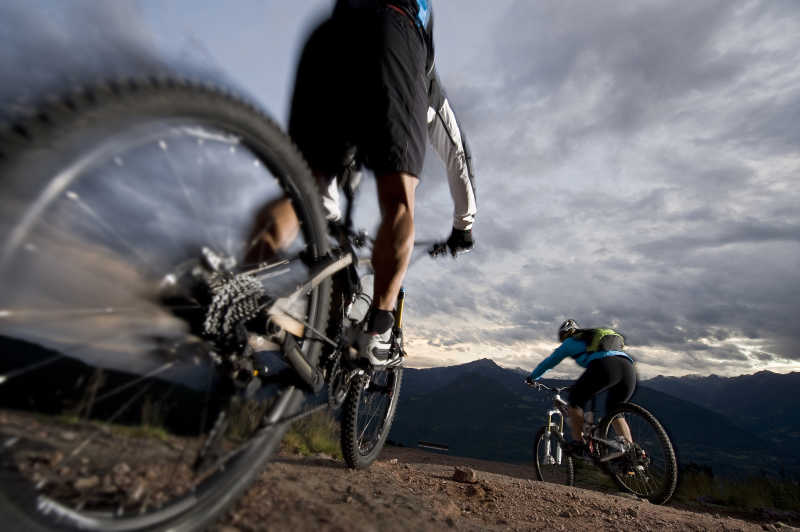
[3,1,799,379]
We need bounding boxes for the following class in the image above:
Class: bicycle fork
[544,407,566,465]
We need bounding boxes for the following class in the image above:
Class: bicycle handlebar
[524,380,548,391]
[525,380,570,394]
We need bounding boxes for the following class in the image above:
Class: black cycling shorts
[288,7,428,179]
[568,355,637,412]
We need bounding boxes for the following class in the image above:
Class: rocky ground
[218,446,800,532]
[3,407,796,531]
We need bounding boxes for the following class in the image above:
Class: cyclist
[252,1,477,365]
[526,319,636,455]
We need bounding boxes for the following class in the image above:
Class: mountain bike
[0,78,450,531]
[528,381,678,505]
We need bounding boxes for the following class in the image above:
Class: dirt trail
[217,446,793,532]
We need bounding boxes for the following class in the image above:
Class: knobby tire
[341,367,403,469]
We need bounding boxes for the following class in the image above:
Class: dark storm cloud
[634,220,800,258]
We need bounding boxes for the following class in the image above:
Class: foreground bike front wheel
[0,78,331,530]
[341,366,403,469]
[599,402,678,505]
[533,426,575,486]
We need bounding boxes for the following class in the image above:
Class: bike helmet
[558,319,579,341]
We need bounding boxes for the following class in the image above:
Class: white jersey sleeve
[426,83,477,231]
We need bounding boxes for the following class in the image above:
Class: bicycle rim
[341,366,402,469]
[600,402,678,504]
[533,427,574,486]
[0,79,330,530]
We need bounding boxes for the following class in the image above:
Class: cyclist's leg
[567,407,585,441]
[245,173,340,263]
[567,375,594,441]
[245,197,299,263]
[372,172,419,311]
[606,357,637,441]
[611,414,633,443]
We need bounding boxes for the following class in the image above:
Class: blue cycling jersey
[415,0,431,27]
[530,337,633,380]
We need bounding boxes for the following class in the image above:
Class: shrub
[676,468,800,512]
[282,410,342,460]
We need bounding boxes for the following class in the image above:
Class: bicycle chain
[203,273,264,338]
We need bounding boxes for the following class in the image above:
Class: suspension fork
[544,406,566,464]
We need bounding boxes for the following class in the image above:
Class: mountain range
[3,333,797,478]
[389,358,800,477]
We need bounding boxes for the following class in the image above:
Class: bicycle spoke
[67,381,155,460]
[355,372,394,453]
[62,190,161,277]
[0,353,64,384]
[194,135,235,259]
[91,362,176,405]
[159,139,222,256]
[357,399,383,449]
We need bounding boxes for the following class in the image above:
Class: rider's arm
[426,71,476,232]
[529,337,586,380]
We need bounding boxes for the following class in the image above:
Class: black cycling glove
[446,228,474,256]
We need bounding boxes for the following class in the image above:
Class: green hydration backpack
[572,328,625,355]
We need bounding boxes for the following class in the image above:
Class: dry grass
[282,410,343,459]
[675,469,800,512]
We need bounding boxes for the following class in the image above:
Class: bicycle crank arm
[591,436,626,452]
[589,436,628,462]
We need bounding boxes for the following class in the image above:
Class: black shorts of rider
[568,355,636,413]
[288,7,428,180]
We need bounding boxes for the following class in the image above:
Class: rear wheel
[0,78,331,530]
[341,366,402,469]
[533,426,574,486]
[599,402,678,504]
